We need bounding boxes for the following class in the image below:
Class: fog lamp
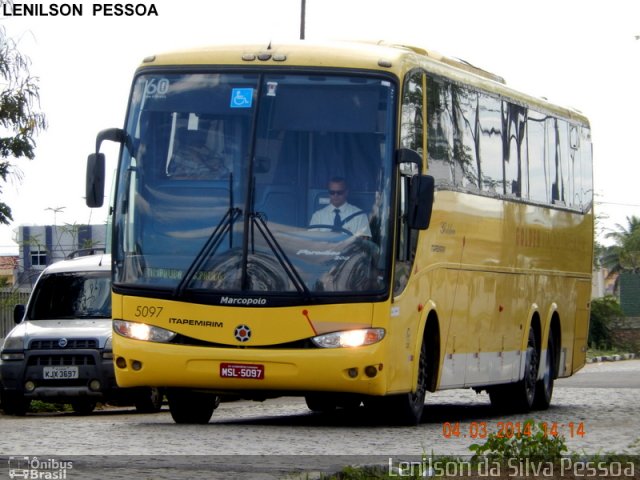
[364,365,378,378]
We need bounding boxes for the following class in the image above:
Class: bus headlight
[113,320,177,343]
[311,328,385,348]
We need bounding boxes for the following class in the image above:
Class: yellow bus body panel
[112,294,395,395]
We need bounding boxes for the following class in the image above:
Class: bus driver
[309,177,371,237]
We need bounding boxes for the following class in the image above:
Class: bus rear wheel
[168,389,220,424]
[533,330,555,410]
[489,327,539,413]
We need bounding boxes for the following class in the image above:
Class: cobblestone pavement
[0,360,638,479]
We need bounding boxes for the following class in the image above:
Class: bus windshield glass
[113,72,396,300]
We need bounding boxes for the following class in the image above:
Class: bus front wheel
[369,341,428,426]
[168,389,220,424]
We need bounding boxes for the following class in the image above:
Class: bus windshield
[113,72,396,301]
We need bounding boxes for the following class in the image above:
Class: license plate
[43,366,79,379]
[220,363,264,380]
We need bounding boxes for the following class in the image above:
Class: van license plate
[220,363,264,380]
[43,366,79,379]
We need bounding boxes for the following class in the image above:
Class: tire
[304,394,336,413]
[134,387,164,413]
[371,341,428,426]
[71,399,97,415]
[305,394,361,412]
[168,389,219,424]
[489,327,539,413]
[533,330,555,410]
[1,392,30,416]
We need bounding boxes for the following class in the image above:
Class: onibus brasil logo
[8,456,73,479]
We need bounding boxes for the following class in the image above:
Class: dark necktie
[332,208,341,232]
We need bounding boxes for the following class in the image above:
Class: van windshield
[27,272,112,320]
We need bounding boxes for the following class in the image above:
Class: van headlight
[102,335,113,359]
[113,320,177,343]
[311,328,385,348]
[1,334,25,360]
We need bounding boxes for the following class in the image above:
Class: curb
[587,353,636,363]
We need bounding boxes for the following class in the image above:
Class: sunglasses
[328,189,345,196]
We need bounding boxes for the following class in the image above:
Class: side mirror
[397,148,423,175]
[13,304,25,324]
[408,175,434,230]
[86,153,105,208]
[86,128,128,208]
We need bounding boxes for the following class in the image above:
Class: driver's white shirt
[309,202,371,237]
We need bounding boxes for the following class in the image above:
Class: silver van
[0,252,161,415]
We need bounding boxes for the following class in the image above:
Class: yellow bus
[86,41,593,425]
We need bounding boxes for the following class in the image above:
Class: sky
[1,0,639,254]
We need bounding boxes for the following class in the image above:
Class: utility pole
[300,0,306,40]
[45,206,66,259]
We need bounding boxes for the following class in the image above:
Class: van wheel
[135,387,164,413]
[533,330,555,410]
[71,399,97,415]
[490,327,538,412]
[1,392,30,416]
[168,389,219,424]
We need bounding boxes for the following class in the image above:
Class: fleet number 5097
[134,306,164,318]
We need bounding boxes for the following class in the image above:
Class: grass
[586,346,635,359]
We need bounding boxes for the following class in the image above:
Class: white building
[14,224,108,287]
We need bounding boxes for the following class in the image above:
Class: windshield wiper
[173,205,242,298]
[250,212,312,299]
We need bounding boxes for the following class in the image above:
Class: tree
[589,295,623,349]
[600,215,640,293]
[0,26,47,224]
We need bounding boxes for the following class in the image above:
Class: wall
[611,316,640,353]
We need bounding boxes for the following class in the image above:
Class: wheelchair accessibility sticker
[230,88,253,108]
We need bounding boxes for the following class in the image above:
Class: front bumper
[0,348,118,401]
[113,335,388,396]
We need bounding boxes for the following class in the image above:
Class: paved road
[0,360,638,479]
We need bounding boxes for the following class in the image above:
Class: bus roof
[138,40,589,125]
